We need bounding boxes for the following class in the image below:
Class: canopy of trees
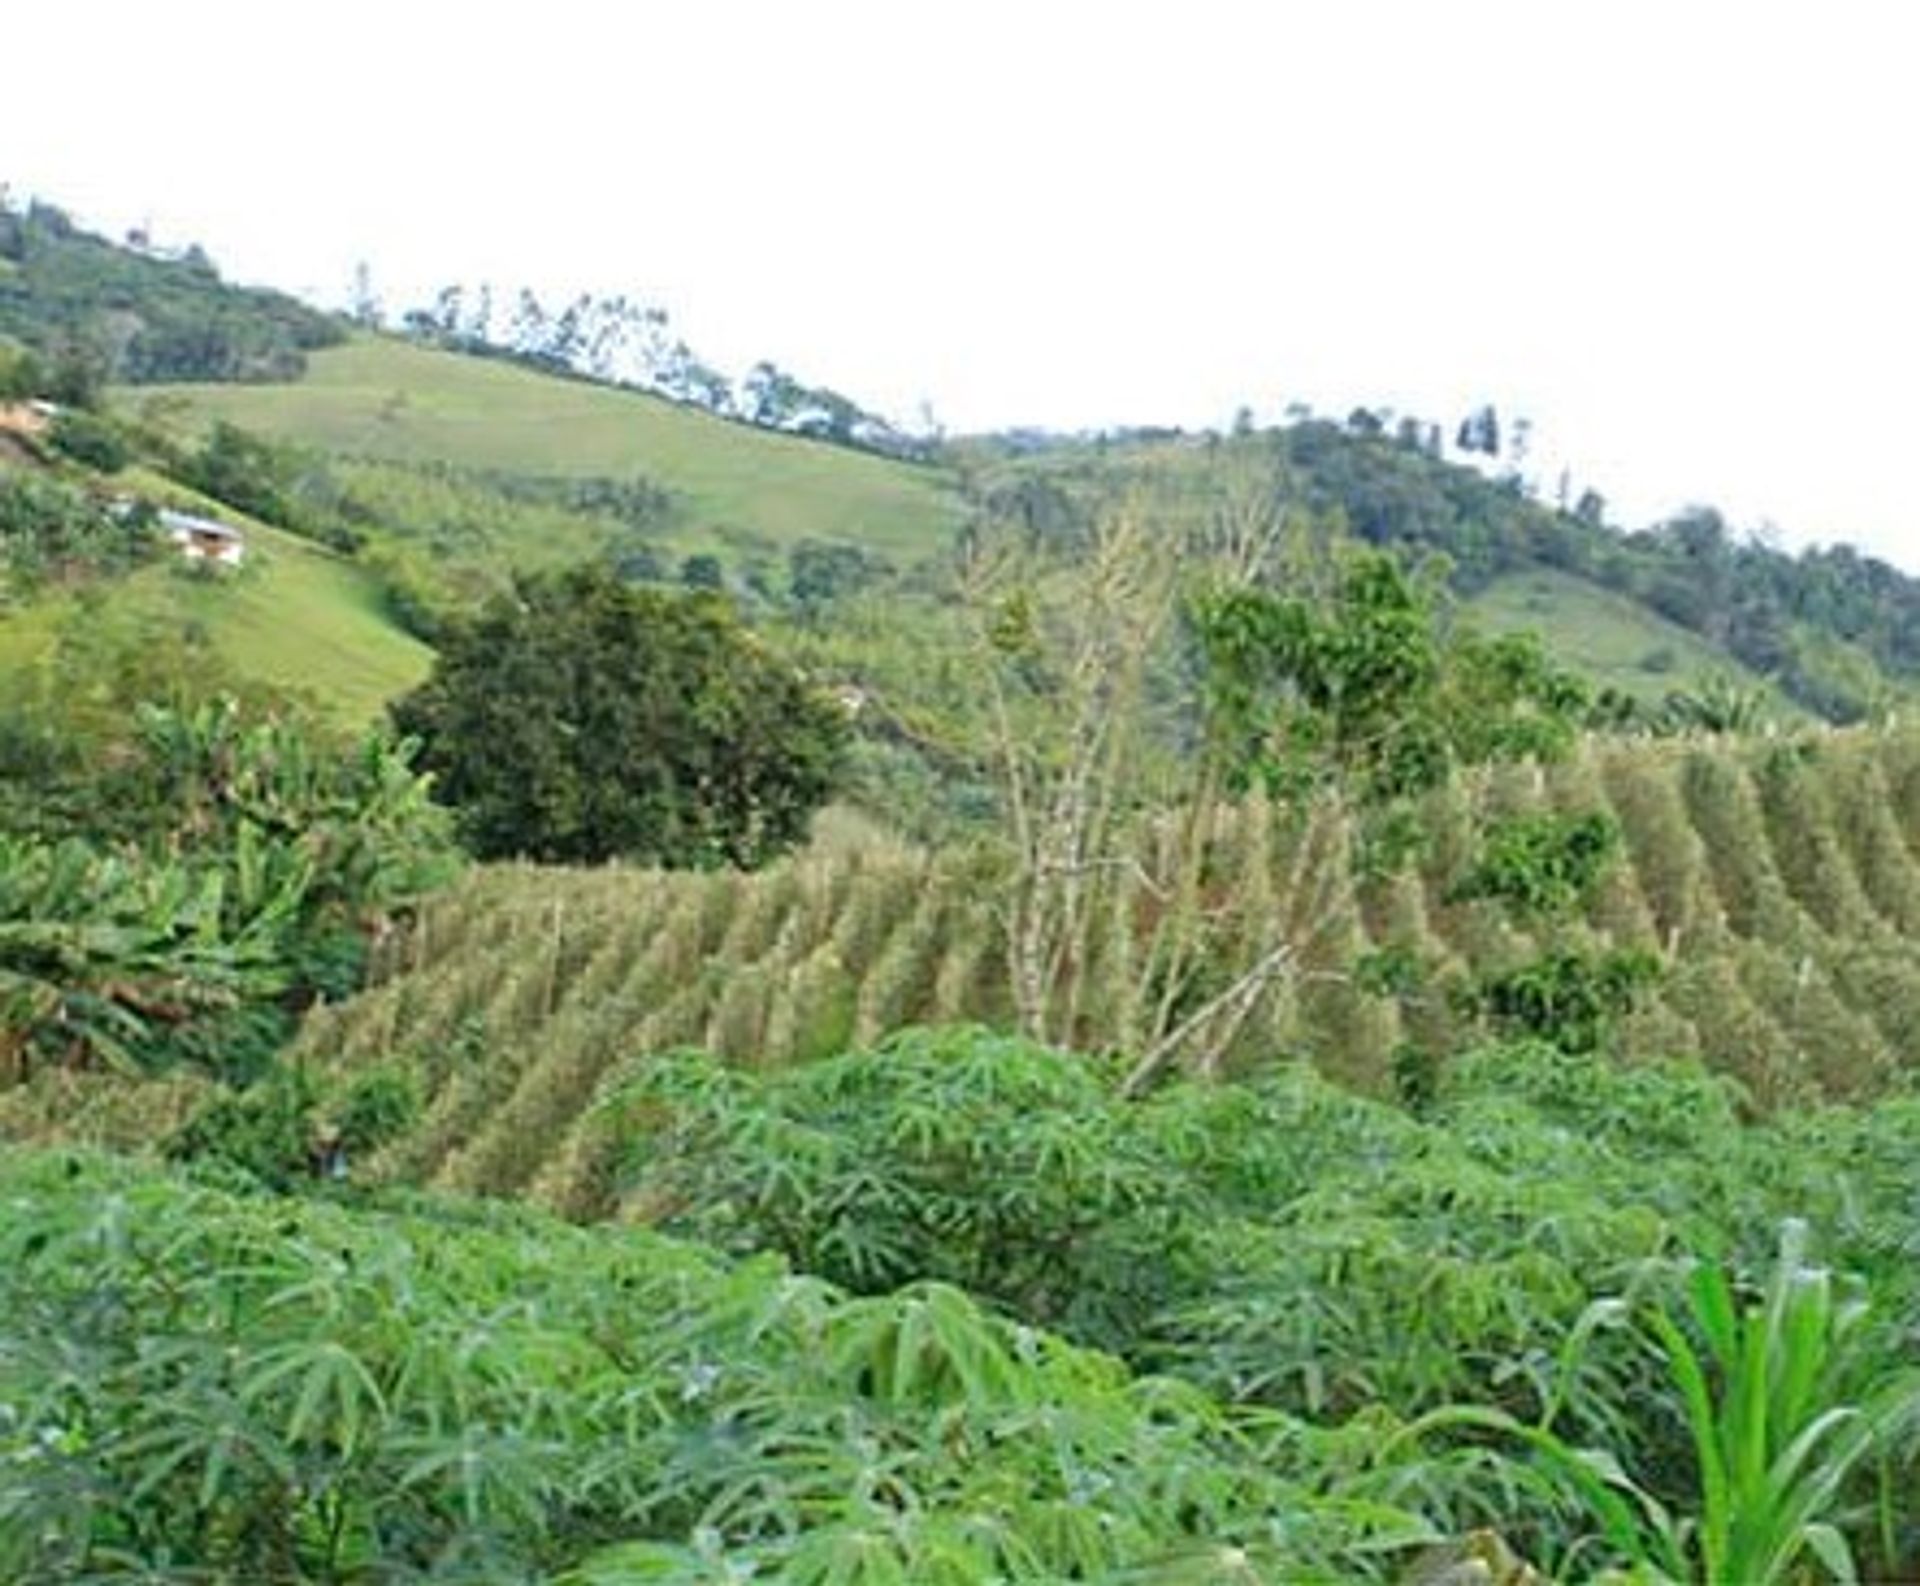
[0,197,342,383]
[392,567,848,866]
[1267,420,1920,722]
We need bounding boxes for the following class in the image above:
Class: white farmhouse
[159,508,246,567]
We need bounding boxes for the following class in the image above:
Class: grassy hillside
[130,337,1917,735]
[0,478,430,721]
[1465,567,1797,709]
[139,336,966,562]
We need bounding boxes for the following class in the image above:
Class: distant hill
[1464,567,1798,714]
[137,336,965,564]
[6,193,1912,736]
[966,419,1919,724]
[0,197,343,384]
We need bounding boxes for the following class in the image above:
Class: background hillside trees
[0,196,341,382]
[392,567,848,866]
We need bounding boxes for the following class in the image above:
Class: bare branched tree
[960,461,1354,1090]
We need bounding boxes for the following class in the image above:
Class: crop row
[234,731,1920,1209]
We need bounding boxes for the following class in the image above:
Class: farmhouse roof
[159,508,245,541]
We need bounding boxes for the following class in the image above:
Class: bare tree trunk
[963,464,1342,1087]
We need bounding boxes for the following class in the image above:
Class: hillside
[970,420,1920,724]
[138,335,966,562]
[0,198,342,383]
[1464,567,1797,710]
[0,467,429,721]
[15,197,1920,1586]
[0,202,1910,738]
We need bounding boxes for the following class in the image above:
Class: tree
[348,260,382,328]
[177,421,299,526]
[1456,403,1501,457]
[679,552,724,591]
[391,566,848,866]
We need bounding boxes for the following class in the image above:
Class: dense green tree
[1191,551,1590,803]
[392,566,848,866]
[46,408,129,471]
[788,537,890,615]
[678,551,724,591]
[176,420,298,526]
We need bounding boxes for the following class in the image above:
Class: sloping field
[0,504,431,722]
[1464,567,1791,707]
[139,337,966,561]
[13,727,1906,1215]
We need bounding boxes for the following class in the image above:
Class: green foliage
[393,565,848,866]
[0,1147,1418,1584]
[45,407,129,471]
[1419,1221,1920,1586]
[1654,677,1774,736]
[1462,948,1663,1053]
[1192,552,1589,804]
[1638,1221,1920,1584]
[0,198,342,382]
[1451,811,1623,917]
[0,339,45,398]
[0,697,458,1080]
[165,1061,421,1189]
[789,537,892,615]
[0,472,157,597]
[174,420,320,536]
[612,1028,1193,1349]
[679,551,724,590]
[589,1024,1920,1576]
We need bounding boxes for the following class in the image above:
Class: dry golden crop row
[269,730,1920,1201]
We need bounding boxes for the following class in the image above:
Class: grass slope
[139,336,966,561]
[0,479,430,722]
[1465,567,1794,709]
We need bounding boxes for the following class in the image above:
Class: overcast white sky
[10,2,1919,565]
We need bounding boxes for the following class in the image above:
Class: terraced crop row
[252,731,1920,1210]
[16,730,1920,1209]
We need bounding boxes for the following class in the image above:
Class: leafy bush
[0,699,459,1080]
[612,1028,1196,1349]
[0,1147,1427,1583]
[165,1061,421,1188]
[1191,552,1590,803]
[1449,811,1622,917]
[600,1026,1920,1576]
[175,420,300,525]
[393,565,848,866]
[46,408,129,471]
[0,473,156,594]
[1461,948,1663,1053]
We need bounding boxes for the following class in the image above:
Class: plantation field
[17,728,1912,1211]
[17,1028,1920,1583]
[0,1145,1405,1582]
[137,336,967,562]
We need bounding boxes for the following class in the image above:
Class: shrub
[393,565,848,867]
[47,408,129,471]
